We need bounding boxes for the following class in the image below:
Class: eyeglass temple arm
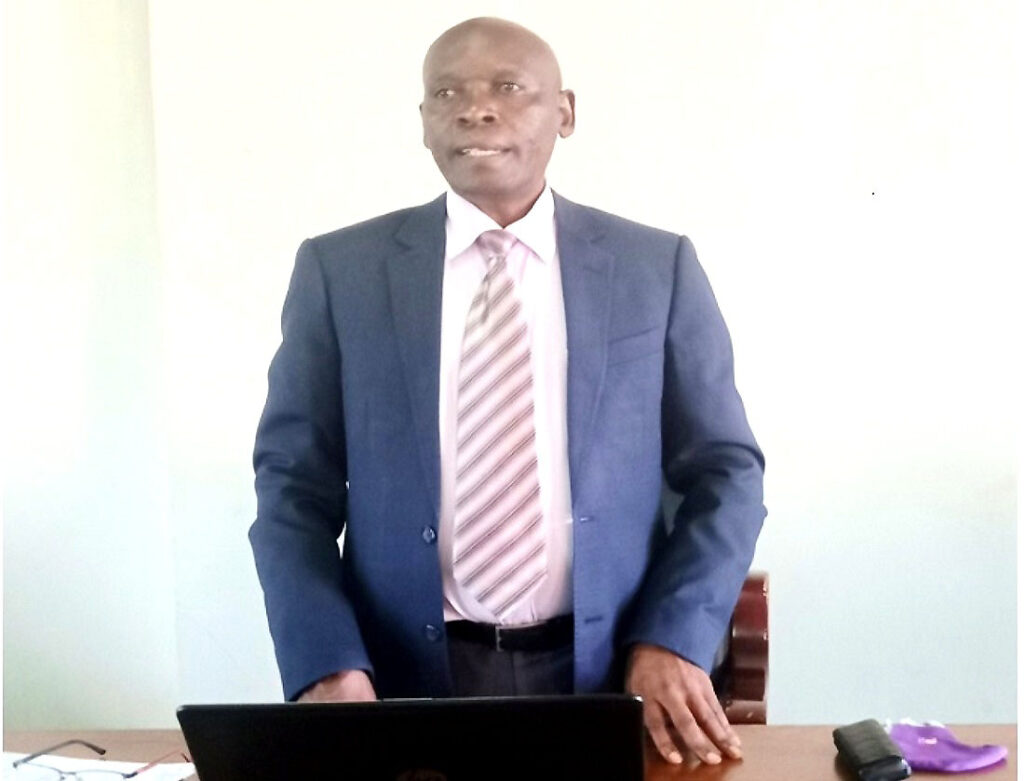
[11,739,106,768]
[123,749,191,778]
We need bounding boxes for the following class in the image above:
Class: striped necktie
[451,230,546,620]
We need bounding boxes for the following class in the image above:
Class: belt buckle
[494,625,504,652]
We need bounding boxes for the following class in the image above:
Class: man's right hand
[297,669,377,703]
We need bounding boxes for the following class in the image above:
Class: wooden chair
[714,572,769,724]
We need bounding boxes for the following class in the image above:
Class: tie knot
[476,230,515,262]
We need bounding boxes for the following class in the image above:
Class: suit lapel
[554,194,614,490]
[387,194,447,516]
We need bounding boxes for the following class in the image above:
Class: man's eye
[499,82,521,93]
[434,88,455,98]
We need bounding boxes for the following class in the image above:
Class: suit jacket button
[421,526,437,544]
[424,624,442,642]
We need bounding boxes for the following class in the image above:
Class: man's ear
[419,103,429,148]
[558,89,576,139]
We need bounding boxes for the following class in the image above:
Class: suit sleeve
[621,235,766,672]
[249,238,373,700]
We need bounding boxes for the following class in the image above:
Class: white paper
[2,752,194,781]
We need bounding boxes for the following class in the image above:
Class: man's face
[420,23,575,222]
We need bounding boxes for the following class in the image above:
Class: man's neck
[456,187,545,228]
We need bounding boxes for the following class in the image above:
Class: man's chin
[445,177,519,204]
[443,159,511,188]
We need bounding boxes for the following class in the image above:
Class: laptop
[177,695,644,780]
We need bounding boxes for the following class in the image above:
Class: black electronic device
[178,695,644,781]
[833,718,912,781]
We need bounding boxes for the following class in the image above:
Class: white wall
[3,0,178,727]
[3,0,1018,728]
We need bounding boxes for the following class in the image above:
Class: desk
[5,725,1016,779]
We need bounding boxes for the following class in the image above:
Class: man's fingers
[657,676,741,763]
[693,673,742,756]
[690,693,742,759]
[704,692,742,757]
[652,683,722,764]
[661,698,722,765]
[675,667,740,760]
[643,702,684,764]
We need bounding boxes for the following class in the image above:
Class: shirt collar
[444,186,557,263]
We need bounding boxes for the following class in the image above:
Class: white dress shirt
[438,187,573,626]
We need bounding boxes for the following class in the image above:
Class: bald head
[419,17,575,226]
[423,18,564,91]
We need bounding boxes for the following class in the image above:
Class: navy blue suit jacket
[250,193,765,701]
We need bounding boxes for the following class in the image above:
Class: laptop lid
[177,695,644,781]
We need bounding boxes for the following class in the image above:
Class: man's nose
[456,92,497,125]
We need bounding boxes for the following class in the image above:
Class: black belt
[446,615,573,652]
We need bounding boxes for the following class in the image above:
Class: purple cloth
[888,723,1008,773]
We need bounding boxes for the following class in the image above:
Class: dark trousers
[446,634,574,696]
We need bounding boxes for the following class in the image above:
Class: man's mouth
[458,147,505,157]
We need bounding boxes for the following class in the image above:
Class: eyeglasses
[10,740,190,780]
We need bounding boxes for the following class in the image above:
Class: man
[250,17,765,767]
